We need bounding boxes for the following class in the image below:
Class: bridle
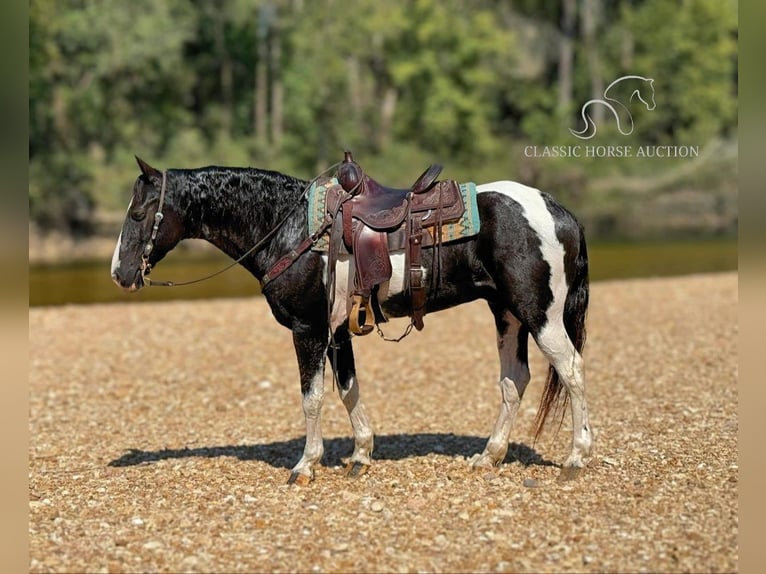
[138,164,340,288]
[139,171,168,280]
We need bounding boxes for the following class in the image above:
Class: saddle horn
[338,150,364,195]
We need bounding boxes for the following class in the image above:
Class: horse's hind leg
[535,323,592,480]
[471,307,531,469]
[328,327,374,477]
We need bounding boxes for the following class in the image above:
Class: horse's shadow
[108,433,558,470]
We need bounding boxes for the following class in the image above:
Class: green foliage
[622,0,738,145]
[29,0,738,238]
[29,153,95,236]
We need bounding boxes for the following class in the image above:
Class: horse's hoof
[557,465,584,482]
[344,461,370,478]
[287,471,312,486]
[469,454,497,471]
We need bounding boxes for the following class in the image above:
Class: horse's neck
[176,167,308,274]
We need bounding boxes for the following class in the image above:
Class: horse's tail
[533,222,589,440]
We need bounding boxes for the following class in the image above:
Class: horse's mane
[173,165,306,219]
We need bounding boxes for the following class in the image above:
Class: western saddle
[325,151,466,336]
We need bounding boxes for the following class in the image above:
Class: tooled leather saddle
[327,151,466,336]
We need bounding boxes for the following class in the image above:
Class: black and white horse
[111,157,592,484]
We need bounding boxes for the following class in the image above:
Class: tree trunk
[214,8,233,134]
[270,20,283,146]
[254,6,269,146]
[582,0,604,125]
[346,56,362,123]
[558,0,576,123]
[377,87,398,151]
[52,86,70,149]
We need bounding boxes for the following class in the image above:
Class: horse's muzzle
[111,268,145,292]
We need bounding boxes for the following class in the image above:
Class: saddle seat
[344,159,443,229]
[329,151,466,336]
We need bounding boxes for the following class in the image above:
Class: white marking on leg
[472,312,530,468]
[338,376,374,465]
[537,324,591,468]
[291,368,325,479]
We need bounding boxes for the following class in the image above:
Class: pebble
[370,501,384,513]
[603,457,619,466]
[523,478,538,488]
[131,517,144,526]
[142,540,163,550]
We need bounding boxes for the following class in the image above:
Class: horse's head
[632,77,656,112]
[110,157,184,292]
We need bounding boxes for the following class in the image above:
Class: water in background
[29,239,737,307]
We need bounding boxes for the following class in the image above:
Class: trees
[622,0,737,144]
[29,0,738,234]
[29,0,196,230]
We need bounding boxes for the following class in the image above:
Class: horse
[570,75,656,140]
[111,156,592,484]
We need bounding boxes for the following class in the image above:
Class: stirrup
[349,294,375,336]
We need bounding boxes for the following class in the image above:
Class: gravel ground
[29,272,738,573]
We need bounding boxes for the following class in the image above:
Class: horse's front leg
[327,327,374,478]
[288,330,328,485]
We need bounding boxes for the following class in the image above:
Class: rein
[142,163,340,288]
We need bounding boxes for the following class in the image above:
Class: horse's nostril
[111,268,127,287]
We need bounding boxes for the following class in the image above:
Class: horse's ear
[135,156,162,181]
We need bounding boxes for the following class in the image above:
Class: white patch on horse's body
[323,253,353,332]
[376,251,409,302]
[323,250,421,330]
[476,181,569,315]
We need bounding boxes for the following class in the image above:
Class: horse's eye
[130,209,146,222]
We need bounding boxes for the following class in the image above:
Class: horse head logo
[570,75,656,140]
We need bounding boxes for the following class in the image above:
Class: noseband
[140,170,167,279]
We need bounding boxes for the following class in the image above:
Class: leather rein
[140,164,340,288]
